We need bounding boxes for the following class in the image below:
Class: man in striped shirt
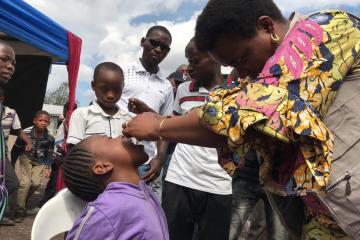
[0,86,31,225]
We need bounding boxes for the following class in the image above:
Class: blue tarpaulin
[0,0,69,64]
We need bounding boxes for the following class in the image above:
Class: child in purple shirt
[63,135,169,240]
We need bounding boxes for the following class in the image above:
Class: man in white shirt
[162,38,232,240]
[118,26,174,198]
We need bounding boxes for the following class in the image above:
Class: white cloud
[46,65,67,90]
[24,0,198,104]
[275,0,360,14]
[24,0,360,104]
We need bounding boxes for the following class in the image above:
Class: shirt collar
[90,100,126,119]
[134,59,165,80]
[105,181,149,199]
[189,80,199,92]
[189,80,211,94]
[30,126,49,140]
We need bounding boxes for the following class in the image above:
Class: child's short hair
[93,62,123,82]
[63,139,103,201]
[34,110,50,119]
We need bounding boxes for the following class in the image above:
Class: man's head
[176,64,191,81]
[33,110,51,131]
[140,26,172,67]
[168,71,188,95]
[195,0,286,79]
[92,62,124,110]
[185,38,220,86]
[63,136,148,201]
[0,41,16,85]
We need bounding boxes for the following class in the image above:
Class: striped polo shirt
[2,106,21,142]
[166,80,232,195]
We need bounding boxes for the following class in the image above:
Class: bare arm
[123,111,227,148]
[13,129,32,151]
[142,140,168,182]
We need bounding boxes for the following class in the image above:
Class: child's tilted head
[63,136,148,202]
[91,62,124,112]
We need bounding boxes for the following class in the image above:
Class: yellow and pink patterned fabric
[200,10,360,196]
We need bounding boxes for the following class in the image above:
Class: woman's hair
[195,0,286,51]
[62,141,104,202]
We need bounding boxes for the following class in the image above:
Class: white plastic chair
[31,188,86,240]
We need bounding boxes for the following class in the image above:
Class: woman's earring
[270,32,280,44]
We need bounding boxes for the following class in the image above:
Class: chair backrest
[31,188,86,240]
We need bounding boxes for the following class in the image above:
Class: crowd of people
[1,0,360,239]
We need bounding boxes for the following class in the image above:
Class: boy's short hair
[195,0,285,51]
[93,62,124,82]
[34,110,50,119]
[62,139,103,201]
[146,25,172,42]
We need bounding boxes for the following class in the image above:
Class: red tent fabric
[56,32,82,191]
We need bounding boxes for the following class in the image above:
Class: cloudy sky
[24,0,360,105]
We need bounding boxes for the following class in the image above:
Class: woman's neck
[275,20,291,45]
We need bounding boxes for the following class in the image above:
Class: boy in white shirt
[68,62,130,146]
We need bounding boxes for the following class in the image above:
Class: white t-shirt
[67,101,131,145]
[165,81,232,195]
[118,59,174,160]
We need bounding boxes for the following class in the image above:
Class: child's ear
[92,160,114,176]
[91,80,95,90]
[33,118,36,125]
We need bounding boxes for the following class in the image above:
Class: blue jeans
[138,164,162,201]
[230,175,288,240]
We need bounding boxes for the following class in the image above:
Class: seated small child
[64,135,169,240]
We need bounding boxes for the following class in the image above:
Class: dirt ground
[0,186,65,240]
[0,136,64,240]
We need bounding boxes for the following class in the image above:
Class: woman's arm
[123,110,227,148]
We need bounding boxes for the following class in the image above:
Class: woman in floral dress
[123,0,360,238]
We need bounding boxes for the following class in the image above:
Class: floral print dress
[199,10,360,238]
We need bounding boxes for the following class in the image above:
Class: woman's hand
[122,112,163,141]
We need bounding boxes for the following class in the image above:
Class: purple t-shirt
[66,181,169,240]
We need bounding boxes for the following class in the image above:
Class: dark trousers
[4,158,19,220]
[162,181,232,240]
[230,177,288,240]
